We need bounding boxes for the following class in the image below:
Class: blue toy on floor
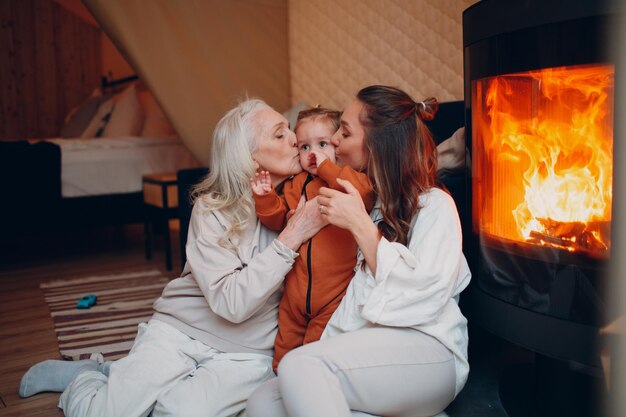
[77,294,97,309]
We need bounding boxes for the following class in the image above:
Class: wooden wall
[0,0,101,140]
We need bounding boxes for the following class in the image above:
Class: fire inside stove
[472,64,614,258]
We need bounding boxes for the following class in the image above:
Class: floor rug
[40,269,170,361]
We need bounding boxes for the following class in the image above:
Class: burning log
[528,218,609,252]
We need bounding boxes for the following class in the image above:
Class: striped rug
[40,269,171,361]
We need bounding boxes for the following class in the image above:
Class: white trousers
[59,319,274,417]
[247,327,456,417]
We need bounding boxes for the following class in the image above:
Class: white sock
[19,359,99,398]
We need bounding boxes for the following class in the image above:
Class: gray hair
[192,98,271,247]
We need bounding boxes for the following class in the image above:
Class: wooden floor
[0,224,181,417]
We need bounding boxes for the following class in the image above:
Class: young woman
[247,86,472,417]
[20,99,325,417]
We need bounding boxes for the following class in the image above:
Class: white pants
[59,319,274,417]
[246,327,456,417]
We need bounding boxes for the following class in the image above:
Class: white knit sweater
[153,200,297,356]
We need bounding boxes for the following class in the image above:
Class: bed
[0,76,200,237]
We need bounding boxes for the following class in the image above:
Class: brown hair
[357,85,438,245]
[295,106,341,132]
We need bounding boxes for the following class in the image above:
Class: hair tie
[415,101,426,119]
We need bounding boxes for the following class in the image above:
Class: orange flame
[473,64,614,257]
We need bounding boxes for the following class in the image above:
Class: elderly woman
[247,85,472,417]
[19,99,324,417]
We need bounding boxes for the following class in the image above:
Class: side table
[143,173,178,270]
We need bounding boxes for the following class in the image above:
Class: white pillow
[138,90,177,137]
[102,83,145,138]
[282,101,307,131]
[62,92,112,138]
[80,97,114,138]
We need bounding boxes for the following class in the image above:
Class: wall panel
[289,0,476,109]
[0,0,101,140]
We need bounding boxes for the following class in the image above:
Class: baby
[251,107,374,371]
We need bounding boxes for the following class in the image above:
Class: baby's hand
[250,171,272,196]
[309,150,328,167]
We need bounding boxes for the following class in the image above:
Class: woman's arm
[319,187,471,327]
[317,178,380,273]
[187,205,297,323]
[316,159,374,211]
[187,195,327,323]
[360,190,471,327]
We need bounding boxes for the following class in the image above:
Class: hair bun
[415,97,438,121]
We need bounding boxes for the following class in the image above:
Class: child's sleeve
[317,160,375,211]
[253,189,288,231]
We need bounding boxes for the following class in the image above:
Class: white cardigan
[322,188,472,396]
[153,200,297,356]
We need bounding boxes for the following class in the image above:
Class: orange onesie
[253,159,374,371]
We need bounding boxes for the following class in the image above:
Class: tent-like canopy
[83,0,290,163]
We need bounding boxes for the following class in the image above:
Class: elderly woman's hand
[277,196,328,251]
[317,178,370,233]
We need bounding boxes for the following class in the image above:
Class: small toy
[77,294,97,309]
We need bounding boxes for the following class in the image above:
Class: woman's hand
[318,178,380,274]
[317,178,369,233]
[277,196,328,251]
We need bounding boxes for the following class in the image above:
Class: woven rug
[40,269,170,361]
